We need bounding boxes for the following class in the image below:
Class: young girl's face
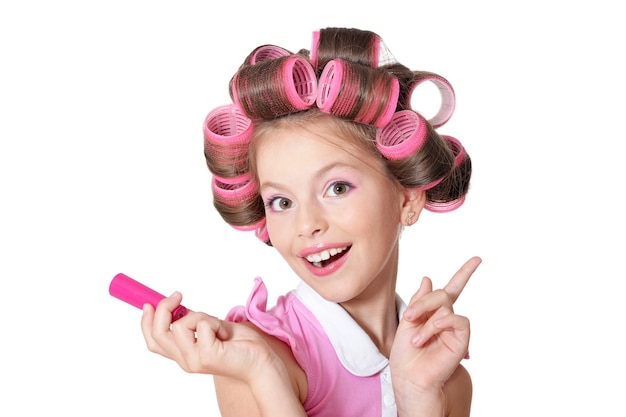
[255,120,408,303]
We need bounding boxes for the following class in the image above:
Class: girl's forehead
[254,123,392,182]
[249,112,388,179]
[255,117,375,156]
[256,127,374,165]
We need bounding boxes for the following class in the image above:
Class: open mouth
[305,246,350,267]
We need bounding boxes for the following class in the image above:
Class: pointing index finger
[444,256,482,304]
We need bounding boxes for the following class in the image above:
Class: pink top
[227,277,407,417]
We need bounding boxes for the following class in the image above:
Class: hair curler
[310,28,396,70]
[423,135,467,213]
[203,104,253,150]
[246,44,291,65]
[406,71,456,128]
[109,273,188,322]
[424,195,466,213]
[376,110,428,160]
[317,59,399,128]
[443,135,467,168]
[212,172,258,205]
[231,55,317,120]
[310,30,321,70]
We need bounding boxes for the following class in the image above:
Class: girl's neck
[340,280,399,358]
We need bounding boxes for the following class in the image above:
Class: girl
[141,27,481,417]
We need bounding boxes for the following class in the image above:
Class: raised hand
[441,256,482,305]
[389,257,481,415]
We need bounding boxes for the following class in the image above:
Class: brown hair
[203,27,472,243]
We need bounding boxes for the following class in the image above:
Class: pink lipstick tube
[109,273,188,322]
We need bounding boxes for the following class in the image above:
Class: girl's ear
[401,188,426,226]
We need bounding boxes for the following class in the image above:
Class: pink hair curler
[423,135,467,213]
[376,110,428,160]
[443,135,467,168]
[370,34,381,67]
[248,45,291,65]
[317,59,399,127]
[316,59,345,114]
[416,177,444,192]
[212,172,258,205]
[203,104,253,150]
[311,29,395,69]
[310,30,321,70]
[425,195,466,213]
[109,273,187,322]
[407,72,456,128]
[282,56,318,111]
[229,217,270,243]
[231,55,317,120]
[254,217,270,243]
[358,75,399,127]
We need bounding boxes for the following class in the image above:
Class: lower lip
[302,250,349,277]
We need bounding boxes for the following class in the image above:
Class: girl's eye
[326,181,351,197]
[267,197,293,212]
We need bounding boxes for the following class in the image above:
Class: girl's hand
[140,292,280,383]
[389,257,481,414]
[141,293,308,417]
[439,256,482,306]
[391,277,470,386]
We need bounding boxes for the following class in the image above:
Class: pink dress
[227,277,407,417]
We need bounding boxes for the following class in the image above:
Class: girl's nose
[296,203,328,238]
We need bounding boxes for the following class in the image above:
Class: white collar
[293,281,407,377]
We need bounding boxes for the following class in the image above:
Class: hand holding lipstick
[109,273,188,322]
[138,289,306,416]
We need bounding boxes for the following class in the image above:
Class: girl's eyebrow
[259,161,358,193]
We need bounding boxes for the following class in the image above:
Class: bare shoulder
[443,364,473,417]
[214,320,307,417]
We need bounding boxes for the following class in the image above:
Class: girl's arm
[390,257,479,417]
[141,293,307,417]
[214,321,308,417]
[390,287,471,417]
[442,364,472,417]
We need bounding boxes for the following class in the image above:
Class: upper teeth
[305,246,348,263]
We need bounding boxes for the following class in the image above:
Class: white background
[1,1,624,416]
